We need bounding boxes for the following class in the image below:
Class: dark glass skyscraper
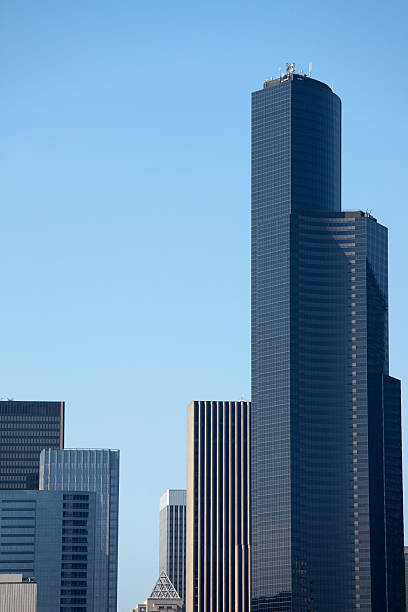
[251,65,405,611]
[0,400,64,489]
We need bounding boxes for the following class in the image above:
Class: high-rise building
[186,400,250,612]
[159,489,186,602]
[0,401,64,489]
[405,547,408,612]
[0,489,97,611]
[39,449,119,612]
[251,64,405,610]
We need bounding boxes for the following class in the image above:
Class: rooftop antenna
[286,62,295,74]
[308,62,312,77]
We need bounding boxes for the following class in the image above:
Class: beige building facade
[186,400,251,612]
[0,574,37,612]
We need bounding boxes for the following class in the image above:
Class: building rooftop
[160,489,186,510]
[148,571,181,601]
[262,61,333,93]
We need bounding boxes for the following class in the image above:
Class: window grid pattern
[0,401,64,490]
[40,449,119,612]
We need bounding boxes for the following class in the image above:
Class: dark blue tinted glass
[251,72,405,611]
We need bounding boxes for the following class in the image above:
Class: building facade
[159,489,186,602]
[0,401,64,489]
[251,65,405,611]
[0,490,97,611]
[39,449,119,612]
[186,400,250,612]
[0,574,37,612]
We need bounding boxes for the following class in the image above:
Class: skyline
[1,1,408,610]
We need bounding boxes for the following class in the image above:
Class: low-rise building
[0,574,37,611]
[132,570,183,612]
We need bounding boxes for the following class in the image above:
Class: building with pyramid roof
[131,570,183,612]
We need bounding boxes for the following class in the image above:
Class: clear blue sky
[1,1,407,610]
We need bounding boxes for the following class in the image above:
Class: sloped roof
[148,570,181,600]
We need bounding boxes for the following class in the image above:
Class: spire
[148,570,181,600]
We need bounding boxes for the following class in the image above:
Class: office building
[186,400,250,612]
[0,490,97,611]
[251,63,405,610]
[0,401,64,489]
[405,547,408,612]
[159,489,186,602]
[0,574,37,612]
[132,570,183,612]
[39,448,119,612]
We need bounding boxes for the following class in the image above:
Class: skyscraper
[0,401,64,489]
[39,449,120,612]
[251,64,405,611]
[0,489,97,612]
[159,489,186,602]
[186,400,250,612]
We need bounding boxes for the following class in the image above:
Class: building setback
[0,401,64,489]
[251,64,405,611]
[186,400,250,612]
[159,489,186,603]
[39,448,119,612]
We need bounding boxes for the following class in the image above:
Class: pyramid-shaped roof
[148,570,181,600]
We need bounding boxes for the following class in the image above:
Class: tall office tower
[186,400,250,612]
[39,448,119,612]
[0,401,64,489]
[0,489,97,611]
[251,63,405,611]
[159,489,186,602]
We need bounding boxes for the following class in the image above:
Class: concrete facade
[0,574,37,611]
